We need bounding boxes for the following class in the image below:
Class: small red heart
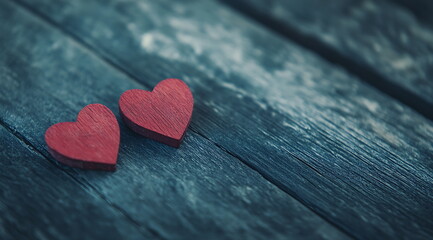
[119,78,194,148]
[45,104,120,171]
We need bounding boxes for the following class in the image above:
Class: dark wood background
[0,0,432,239]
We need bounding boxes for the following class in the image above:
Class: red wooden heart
[45,104,120,171]
[119,78,194,148]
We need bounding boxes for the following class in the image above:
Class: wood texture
[221,0,433,119]
[0,126,153,240]
[119,79,193,148]
[0,1,349,239]
[390,0,433,26]
[10,0,433,238]
[45,104,120,170]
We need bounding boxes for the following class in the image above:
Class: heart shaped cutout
[45,104,120,171]
[119,78,194,148]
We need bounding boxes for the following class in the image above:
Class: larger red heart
[119,78,194,148]
[45,104,120,171]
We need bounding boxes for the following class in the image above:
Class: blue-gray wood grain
[390,0,433,26]
[221,0,433,119]
[1,0,433,239]
[0,1,349,239]
[0,126,152,240]
[11,0,433,239]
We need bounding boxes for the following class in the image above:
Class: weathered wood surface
[0,126,151,240]
[11,0,433,238]
[390,0,433,26]
[0,1,349,239]
[222,0,433,119]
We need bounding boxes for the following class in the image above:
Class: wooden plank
[390,0,433,26]
[221,0,433,119]
[0,1,349,239]
[0,126,152,239]
[12,0,433,238]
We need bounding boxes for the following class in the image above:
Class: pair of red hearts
[45,79,194,171]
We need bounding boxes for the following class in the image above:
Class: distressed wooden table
[0,0,432,239]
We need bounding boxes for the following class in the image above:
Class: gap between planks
[0,118,166,240]
[8,0,357,237]
[219,0,433,122]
